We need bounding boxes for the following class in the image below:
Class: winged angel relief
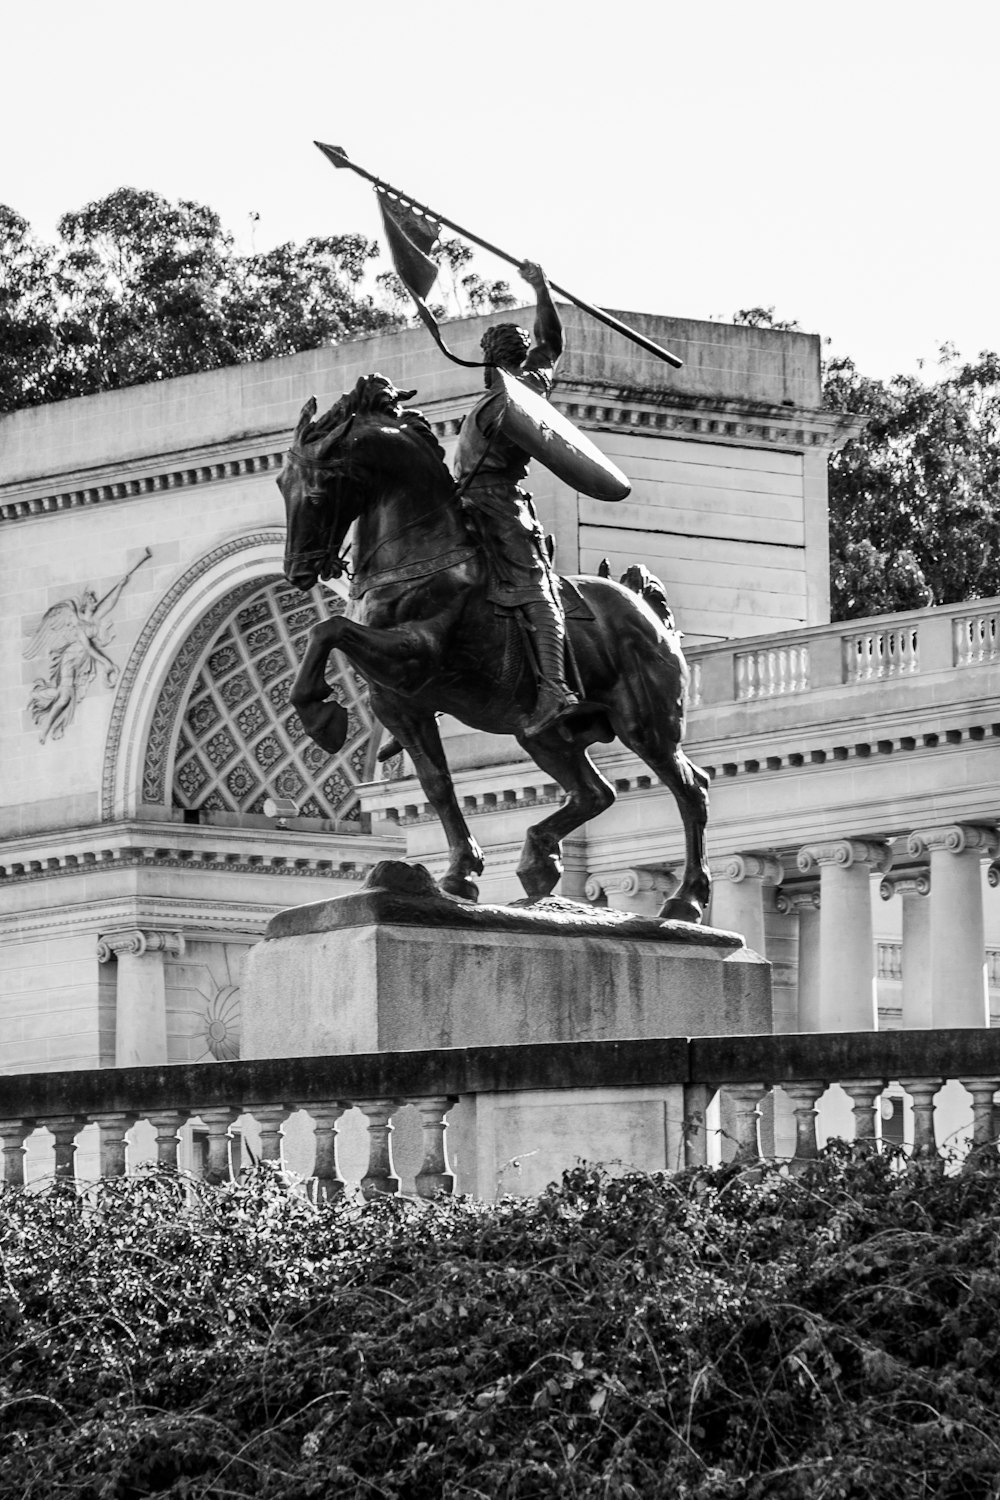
[23,549,152,743]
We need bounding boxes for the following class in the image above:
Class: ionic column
[774,883,820,1031]
[709,854,783,953]
[907,826,998,1028]
[879,867,931,1027]
[584,866,675,918]
[796,840,891,1031]
[97,929,185,1067]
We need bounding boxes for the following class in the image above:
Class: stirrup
[522,689,580,739]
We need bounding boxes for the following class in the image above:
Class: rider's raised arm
[520,261,563,375]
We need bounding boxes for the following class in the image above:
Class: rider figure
[453,262,580,739]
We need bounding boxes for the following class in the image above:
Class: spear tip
[315,141,350,166]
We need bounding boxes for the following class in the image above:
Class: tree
[731,309,1000,620]
[0,207,59,412]
[825,350,1000,619]
[0,189,513,415]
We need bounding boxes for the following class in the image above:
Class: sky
[4,0,998,381]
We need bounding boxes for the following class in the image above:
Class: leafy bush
[3,1154,1000,1498]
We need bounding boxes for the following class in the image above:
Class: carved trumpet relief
[23,548,151,743]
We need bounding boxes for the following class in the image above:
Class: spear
[315,142,684,370]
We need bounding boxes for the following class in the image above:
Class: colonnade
[586,822,1000,1035]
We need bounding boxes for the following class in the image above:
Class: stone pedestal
[242,862,773,1197]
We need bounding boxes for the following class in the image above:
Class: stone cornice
[0,895,278,945]
[0,820,399,887]
[0,385,856,526]
[364,706,1000,827]
[0,443,287,524]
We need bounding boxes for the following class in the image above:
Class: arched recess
[102,531,385,824]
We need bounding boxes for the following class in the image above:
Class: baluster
[198,1107,239,1185]
[147,1111,185,1169]
[781,1081,826,1174]
[357,1098,401,1198]
[408,1095,456,1198]
[840,1080,883,1154]
[959,1078,1000,1171]
[0,1119,31,1188]
[42,1115,82,1185]
[683,1084,713,1168]
[954,618,968,666]
[247,1104,290,1164]
[900,1077,944,1169]
[722,1084,768,1164]
[304,1103,347,1200]
[91,1113,134,1177]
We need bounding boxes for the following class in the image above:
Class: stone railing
[4,1032,1000,1193]
[689,596,1000,709]
[877,940,1000,990]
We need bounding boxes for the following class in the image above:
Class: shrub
[2,1154,1000,1497]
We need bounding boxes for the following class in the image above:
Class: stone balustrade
[4,1032,1000,1194]
[689,595,996,709]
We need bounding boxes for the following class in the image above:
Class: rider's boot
[521,601,580,739]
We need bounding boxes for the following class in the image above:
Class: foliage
[825,350,1000,619]
[0,190,515,416]
[732,306,801,332]
[731,309,1000,621]
[4,1154,1000,1497]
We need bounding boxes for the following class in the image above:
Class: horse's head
[278,374,418,591]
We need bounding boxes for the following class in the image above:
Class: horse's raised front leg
[290,618,350,752]
[383,710,485,902]
[516,735,616,902]
[290,616,428,755]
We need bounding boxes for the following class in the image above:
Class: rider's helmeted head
[481,323,531,386]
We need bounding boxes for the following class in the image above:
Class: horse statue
[278,374,711,923]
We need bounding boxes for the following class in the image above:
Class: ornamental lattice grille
[171,580,382,823]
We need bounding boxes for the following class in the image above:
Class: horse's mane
[311,374,449,472]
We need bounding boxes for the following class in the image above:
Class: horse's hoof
[659,897,704,924]
[298,699,348,754]
[440,874,479,903]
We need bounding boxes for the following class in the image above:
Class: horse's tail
[618,563,678,633]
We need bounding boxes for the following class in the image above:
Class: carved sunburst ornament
[196,983,241,1062]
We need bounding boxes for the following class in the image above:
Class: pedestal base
[241,862,773,1195]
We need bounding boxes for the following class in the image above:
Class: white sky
[4,0,998,381]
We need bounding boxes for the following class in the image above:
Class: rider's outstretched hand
[519,260,547,291]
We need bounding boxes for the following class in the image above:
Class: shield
[490,369,630,502]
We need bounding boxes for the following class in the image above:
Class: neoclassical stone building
[3,304,999,1158]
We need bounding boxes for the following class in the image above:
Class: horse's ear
[314,413,355,459]
[397,388,417,403]
[294,396,317,442]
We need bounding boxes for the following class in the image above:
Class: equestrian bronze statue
[278,281,711,919]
